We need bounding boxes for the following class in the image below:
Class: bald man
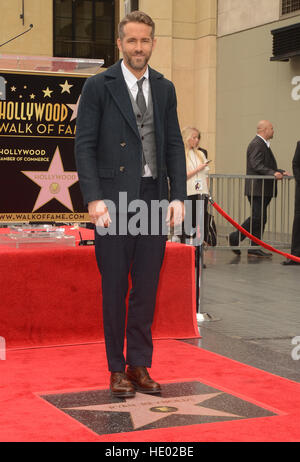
[229,120,289,257]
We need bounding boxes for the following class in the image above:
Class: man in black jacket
[282,141,300,265]
[229,120,289,257]
[75,11,186,397]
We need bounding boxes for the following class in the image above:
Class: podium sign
[0,55,103,223]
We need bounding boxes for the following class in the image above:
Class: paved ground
[184,248,300,383]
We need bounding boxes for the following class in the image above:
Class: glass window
[53,0,118,67]
[282,0,300,15]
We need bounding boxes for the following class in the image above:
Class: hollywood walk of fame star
[43,87,53,98]
[60,80,73,94]
[67,95,81,121]
[21,146,78,212]
[64,392,241,430]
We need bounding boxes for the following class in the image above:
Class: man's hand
[274,172,283,180]
[88,200,111,227]
[166,200,185,228]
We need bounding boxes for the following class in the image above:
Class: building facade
[0,0,217,164]
[217,0,300,174]
[1,0,300,173]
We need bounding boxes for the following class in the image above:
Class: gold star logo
[150,406,178,413]
[42,87,53,98]
[59,80,73,94]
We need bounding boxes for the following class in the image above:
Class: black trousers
[94,179,167,372]
[291,185,300,256]
[231,195,272,245]
[181,194,208,243]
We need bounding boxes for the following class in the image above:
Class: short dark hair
[118,11,155,40]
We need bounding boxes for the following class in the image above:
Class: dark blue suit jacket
[244,135,282,197]
[293,141,300,185]
[293,141,300,214]
[75,60,187,210]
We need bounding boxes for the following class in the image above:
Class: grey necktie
[136,77,147,116]
[135,77,147,174]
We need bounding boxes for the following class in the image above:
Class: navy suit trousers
[94,178,167,372]
[291,184,300,256]
[231,195,272,245]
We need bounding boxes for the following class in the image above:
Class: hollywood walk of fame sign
[0,69,91,222]
[40,381,277,436]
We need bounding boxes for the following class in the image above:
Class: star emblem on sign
[64,391,240,430]
[21,146,78,212]
[60,80,73,94]
[42,87,53,98]
[67,95,81,121]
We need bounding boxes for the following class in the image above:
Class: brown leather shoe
[126,366,161,394]
[110,372,136,398]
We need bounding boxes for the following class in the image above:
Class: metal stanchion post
[196,196,215,323]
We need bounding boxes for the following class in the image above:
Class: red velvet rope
[210,198,300,263]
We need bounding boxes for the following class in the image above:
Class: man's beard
[123,51,151,71]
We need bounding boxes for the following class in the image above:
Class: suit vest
[127,86,157,178]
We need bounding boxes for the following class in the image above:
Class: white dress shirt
[186,149,209,196]
[257,134,270,148]
[121,60,149,105]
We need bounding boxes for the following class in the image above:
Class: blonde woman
[181,126,210,245]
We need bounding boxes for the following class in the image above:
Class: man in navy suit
[282,141,300,265]
[229,120,289,257]
[75,11,186,398]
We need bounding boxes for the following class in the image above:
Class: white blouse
[186,149,209,196]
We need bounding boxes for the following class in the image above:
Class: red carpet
[1,339,300,442]
[0,236,198,349]
[1,228,298,442]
